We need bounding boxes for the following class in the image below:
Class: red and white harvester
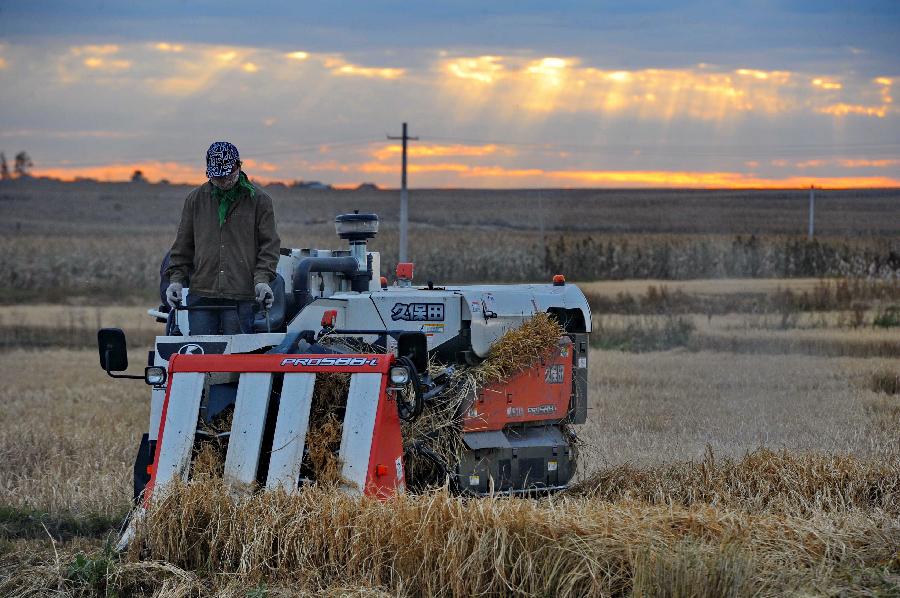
[98,213,591,515]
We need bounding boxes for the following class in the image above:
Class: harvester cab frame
[100,211,592,528]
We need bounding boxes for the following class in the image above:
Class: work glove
[255,282,274,310]
[165,282,183,309]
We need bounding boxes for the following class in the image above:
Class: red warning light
[321,309,338,328]
[375,464,389,477]
[396,262,414,280]
[552,274,566,286]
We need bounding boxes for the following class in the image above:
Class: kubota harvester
[98,212,591,507]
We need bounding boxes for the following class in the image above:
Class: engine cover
[287,283,591,360]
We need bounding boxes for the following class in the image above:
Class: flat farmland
[1,181,899,304]
[2,180,899,236]
[0,181,898,595]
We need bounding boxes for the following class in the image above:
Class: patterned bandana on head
[206,141,240,178]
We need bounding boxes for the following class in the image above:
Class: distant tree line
[0,151,33,179]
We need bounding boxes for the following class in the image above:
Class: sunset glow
[1,3,897,190]
[324,57,405,79]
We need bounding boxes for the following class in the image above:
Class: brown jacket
[167,179,280,300]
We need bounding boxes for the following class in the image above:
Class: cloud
[818,103,890,118]
[445,56,504,83]
[838,158,900,168]
[794,159,827,169]
[352,160,900,188]
[83,56,132,71]
[70,44,120,56]
[812,78,842,90]
[140,44,258,95]
[63,43,131,73]
[32,161,201,184]
[0,129,140,139]
[438,55,896,121]
[3,38,897,190]
[779,157,900,169]
[324,57,404,79]
[371,143,511,161]
[34,158,900,189]
[154,42,184,53]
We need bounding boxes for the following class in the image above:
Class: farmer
[164,141,280,334]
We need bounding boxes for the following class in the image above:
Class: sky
[0,1,898,188]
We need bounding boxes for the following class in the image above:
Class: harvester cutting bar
[144,353,406,504]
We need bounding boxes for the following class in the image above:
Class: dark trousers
[187,295,255,335]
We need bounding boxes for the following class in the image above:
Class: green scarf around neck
[212,171,256,226]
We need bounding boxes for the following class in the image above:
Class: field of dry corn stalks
[0,183,898,596]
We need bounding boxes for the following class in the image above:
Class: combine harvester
[98,213,591,513]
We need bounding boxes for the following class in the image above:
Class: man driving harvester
[164,141,280,334]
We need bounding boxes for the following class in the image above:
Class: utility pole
[807,184,815,240]
[387,122,418,263]
[537,190,547,274]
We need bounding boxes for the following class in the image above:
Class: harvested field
[593,312,900,357]
[1,333,898,595]
[3,180,899,237]
[1,183,898,594]
[2,182,900,303]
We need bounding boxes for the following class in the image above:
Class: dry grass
[303,373,351,486]
[571,447,900,516]
[0,349,145,519]
[2,268,899,594]
[871,369,900,395]
[5,470,889,596]
[582,277,831,297]
[0,343,898,595]
[472,312,565,384]
[0,304,160,349]
[593,312,900,357]
[580,350,900,466]
[3,180,899,236]
[2,181,900,304]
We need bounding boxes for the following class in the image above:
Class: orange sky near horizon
[30,160,900,189]
[2,38,898,189]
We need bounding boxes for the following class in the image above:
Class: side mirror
[98,328,129,372]
[98,328,146,381]
[397,331,428,372]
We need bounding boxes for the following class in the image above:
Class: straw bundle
[6,450,899,596]
[403,312,566,488]
[117,463,899,597]
[192,406,234,478]
[187,373,351,487]
[302,373,351,486]
[472,311,565,384]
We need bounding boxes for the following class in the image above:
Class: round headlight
[390,366,410,385]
